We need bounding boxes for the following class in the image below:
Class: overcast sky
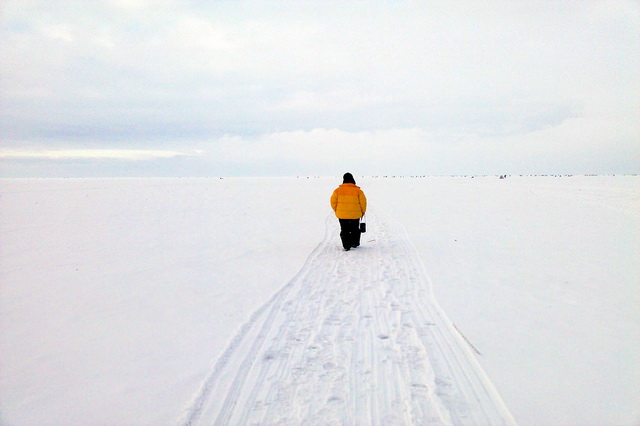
[1,0,638,177]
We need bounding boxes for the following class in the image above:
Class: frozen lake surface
[1,176,638,425]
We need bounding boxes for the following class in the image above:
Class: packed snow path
[180,212,516,425]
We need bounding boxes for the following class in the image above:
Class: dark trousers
[339,219,361,249]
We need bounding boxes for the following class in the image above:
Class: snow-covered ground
[1,176,638,425]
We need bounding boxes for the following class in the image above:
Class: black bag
[360,215,366,233]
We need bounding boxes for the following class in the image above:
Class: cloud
[0,148,195,161]
[0,0,638,176]
[1,122,637,178]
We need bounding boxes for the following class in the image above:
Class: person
[330,173,367,251]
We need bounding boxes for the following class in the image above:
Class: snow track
[179,211,516,425]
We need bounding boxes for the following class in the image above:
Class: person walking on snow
[330,173,367,251]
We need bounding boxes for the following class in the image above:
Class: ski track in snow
[179,211,516,425]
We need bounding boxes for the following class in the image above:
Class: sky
[1,0,639,177]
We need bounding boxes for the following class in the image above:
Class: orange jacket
[330,183,367,219]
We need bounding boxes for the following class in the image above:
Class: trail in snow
[179,211,516,425]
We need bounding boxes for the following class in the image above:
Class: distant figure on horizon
[330,173,367,251]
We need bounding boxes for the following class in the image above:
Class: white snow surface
[1,176,638,425]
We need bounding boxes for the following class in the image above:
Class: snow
[1,176,638,425]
